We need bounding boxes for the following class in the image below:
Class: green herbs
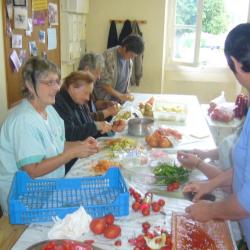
[153,163,189,185]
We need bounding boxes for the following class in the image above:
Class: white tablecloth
[12,94,238,250]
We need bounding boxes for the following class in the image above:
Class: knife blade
[149,189,216,201]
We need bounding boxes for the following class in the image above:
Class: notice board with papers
[2,0,61,108]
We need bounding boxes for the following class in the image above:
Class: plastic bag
[111,105,143,122]
[210,103,235,122]
[208,91,226,115]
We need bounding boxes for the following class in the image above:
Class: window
[167,0,250,67]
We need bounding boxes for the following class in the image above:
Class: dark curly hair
[224,23,250,73]
[121,34,144,55]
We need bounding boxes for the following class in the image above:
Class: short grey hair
[78,52,104,71]
[22,57,60,99]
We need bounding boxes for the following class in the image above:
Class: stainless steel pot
[128,118,154,137]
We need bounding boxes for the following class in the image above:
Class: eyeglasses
[40,79,61,87]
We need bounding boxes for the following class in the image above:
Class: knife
[149,188,216,201]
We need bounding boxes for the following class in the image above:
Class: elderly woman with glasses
[0,57,99,215]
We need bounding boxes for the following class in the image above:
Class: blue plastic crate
[9,167,129,224]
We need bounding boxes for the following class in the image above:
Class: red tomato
[145,231,154,239]
[167,184,174,192]
[89,218,106,235]
[158,199,165,207]
[142,207,150,216]
[104,214,114,225]
[114,240,121,246]
[129,187,135,195]
[142,221,151,232]
[103,224,121,239]
[152,202,161,212]
[132,201,141,211]
[172,182,180,190]
[42,241,56,250]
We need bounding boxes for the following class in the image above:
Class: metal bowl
[128,118,154,137]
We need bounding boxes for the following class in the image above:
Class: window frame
[166,0,250,69]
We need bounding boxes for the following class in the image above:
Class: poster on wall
[26,18,33,36]
[12,34,23,48]
[10,50,22,72]
[29,41,38,56]
[39,30,46,43]
[32,0,48,11]
[6,0,13,19]
[14,7,28,29]
[47,28,57,50]
[33,11,46,25]
[48,3,58,25]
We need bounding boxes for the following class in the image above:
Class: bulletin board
[2,0,61,108]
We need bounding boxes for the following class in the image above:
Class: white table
[12,94,238,250]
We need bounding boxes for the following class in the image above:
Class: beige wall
[163,68,241,103]
[0,3,8,124]
[86,0,166,94]
[86,0,240,103]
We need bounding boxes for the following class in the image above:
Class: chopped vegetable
[153,163,189,185]
[105,138,137,157]
[92,160,121,174]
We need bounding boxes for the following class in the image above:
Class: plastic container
[9,168,129,224]
[153,101,187,122]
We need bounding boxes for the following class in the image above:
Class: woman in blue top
[182,23,250,247]
[0,57,99,214]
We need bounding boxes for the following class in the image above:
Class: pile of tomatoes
[89,214,121,244]
[128,222,172,250]
[130,188,165,216]
[41,240,93,250]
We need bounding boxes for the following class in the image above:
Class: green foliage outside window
[176,0,229,35]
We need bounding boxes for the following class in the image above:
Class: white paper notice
[10,50,21,72]
[47,28,57,50]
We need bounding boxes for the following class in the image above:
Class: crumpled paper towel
[48,206,92,240]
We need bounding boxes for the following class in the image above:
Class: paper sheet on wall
[12,34,22,48]
[32,0,48,11]
[14,7,28,29]
[10,50,21,72]
[48,3,58,25]
[47,28,57,50]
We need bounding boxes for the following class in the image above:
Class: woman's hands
[183,179,217,222]
[119,93,134,103]
[95,121,113,134]
[102,103,120,117]
[183,179,216,202]
[112,119,126,132]
[96,119,126,134]
[177,151,202,170]
[185,200,215,222]
[187,149,210,160]
[69,137,100,159]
